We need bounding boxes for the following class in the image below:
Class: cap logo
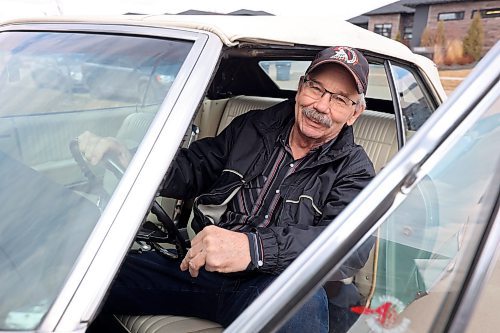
[330,47,358,65]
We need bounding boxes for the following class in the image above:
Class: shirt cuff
[246,231,264,270]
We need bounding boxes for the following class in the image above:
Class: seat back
[202,96,400,297]
[351,110,398,173]
[216,96,285,135]
[203,95,398,173]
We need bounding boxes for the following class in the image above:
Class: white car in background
[0,15,498,333]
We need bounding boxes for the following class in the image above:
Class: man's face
[294,63,364,145]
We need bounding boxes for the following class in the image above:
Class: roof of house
[360,0,466,16]
[348,15,370,25]
[174,9,273,16]
[228,9,273,16]
[403,0,466,7]
[364,1,415,15]
[176,10,222,15]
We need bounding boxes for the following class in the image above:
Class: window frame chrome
[384,59,406,148]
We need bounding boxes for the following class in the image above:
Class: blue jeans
[101,251,328,332]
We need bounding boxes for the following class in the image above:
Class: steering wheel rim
[69,139,188,257]
[69,138,125,187]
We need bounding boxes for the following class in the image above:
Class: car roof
[1,15,444,98]
[1,15,420,59]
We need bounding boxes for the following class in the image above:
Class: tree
[444,39,464,65]
[435,21,446,48]
[420,27,434,47]
[463,12,484,61]
[395,32,403,43]
[432,21,446,65]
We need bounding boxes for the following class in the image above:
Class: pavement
[438,68,472,94]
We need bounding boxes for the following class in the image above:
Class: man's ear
[298,76,305,90]
[295,76,305,102]
[346,106,365,126]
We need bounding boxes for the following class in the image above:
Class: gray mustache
[302,108,332,128]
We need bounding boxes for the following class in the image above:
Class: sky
[0,0,395,20]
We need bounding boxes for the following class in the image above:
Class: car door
[0,22,222,332]
[227,43,499,333]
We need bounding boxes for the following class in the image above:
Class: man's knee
[278,288,329,333]
[304,287,329,315]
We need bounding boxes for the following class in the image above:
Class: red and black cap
[305,46,369,94]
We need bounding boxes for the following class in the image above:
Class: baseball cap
[305,46,369,94]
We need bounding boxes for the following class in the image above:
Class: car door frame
[361,52,443,150]
[0,22,223,332]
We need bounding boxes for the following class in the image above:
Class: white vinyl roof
[0,15,445,98]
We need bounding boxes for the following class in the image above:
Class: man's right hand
[77,131,131,168]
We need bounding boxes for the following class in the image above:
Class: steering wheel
[69,138,188,258]
[139,202,189,259]
[69,138,124,189]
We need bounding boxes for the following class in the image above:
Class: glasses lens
[331,94,349,107]
[303,79,354,107]
[304,80,323,99]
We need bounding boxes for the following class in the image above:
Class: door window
[466,256,500,332]
[338,95,499,332]
[259,61,393,103]
[0,30,194,330]
[365,64,392,101]
[391,65,434,133]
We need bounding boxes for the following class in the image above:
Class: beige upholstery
[216,96,285,135]
[214,96,398,173]
[351,110,398,173]
[118,96,399,333]
[197,99,229,139]
[115,315,223,333]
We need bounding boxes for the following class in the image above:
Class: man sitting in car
[81,46,375,333]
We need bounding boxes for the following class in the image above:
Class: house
[349,0,500,54]
[175,9,273,16]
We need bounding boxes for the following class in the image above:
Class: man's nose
[314,93,331,112]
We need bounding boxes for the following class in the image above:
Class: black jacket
[161,100,376,277]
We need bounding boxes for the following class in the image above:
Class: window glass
[438,11,465,21]
[374,24,392,38]
[259,61,393,104]
[466,256,500,332]
[0,31,194,330]
[471,8,500,18]
[403,26,413,40]
[330,96,499,333]
[366,64,392,101]
[391,64,434,132]
[258,60,305,90]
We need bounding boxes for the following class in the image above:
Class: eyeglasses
[302,78,357,107]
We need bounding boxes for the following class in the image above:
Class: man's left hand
[180,225,251,277]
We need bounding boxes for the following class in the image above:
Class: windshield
[0,31,193,330]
